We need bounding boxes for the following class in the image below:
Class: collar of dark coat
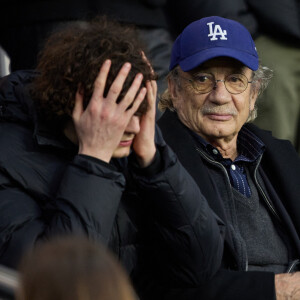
[33,115,76,152]
[0,70,77,152]
[158,110,300,237]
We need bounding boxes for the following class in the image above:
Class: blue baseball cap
[169,16,259,71]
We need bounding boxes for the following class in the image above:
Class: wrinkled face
[171,58,258,144]
[112,115,141,158]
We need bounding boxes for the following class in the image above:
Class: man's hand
[132,80,157,167]
[275,272,300,299]
[72,59,147,162]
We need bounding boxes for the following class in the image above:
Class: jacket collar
[33,114,76,152]
[0,70,76,152]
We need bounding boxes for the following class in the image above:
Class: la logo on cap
[207,22,227,41]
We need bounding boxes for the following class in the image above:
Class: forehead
[189,57,251,75]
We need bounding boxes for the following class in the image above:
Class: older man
[158,16,300,300]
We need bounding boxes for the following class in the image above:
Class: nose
[208,79,231,104]
[125,115,140,134]
[214,79,226,87]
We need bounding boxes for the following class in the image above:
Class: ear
[168,77,178,99]
[249,87,259,111]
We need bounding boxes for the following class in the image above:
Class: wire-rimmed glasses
[179,73,253,94]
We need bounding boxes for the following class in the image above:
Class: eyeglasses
[178,73,253,95]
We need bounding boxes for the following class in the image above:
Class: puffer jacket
[0,71,225,298]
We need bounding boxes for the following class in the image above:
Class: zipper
[287,259,300,273]
[195,147,231,183]
[253,156,282,223]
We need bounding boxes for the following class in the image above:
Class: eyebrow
[192,65,247,76]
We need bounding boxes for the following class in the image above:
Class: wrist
[135,146,156,168]
[78,147,112,163]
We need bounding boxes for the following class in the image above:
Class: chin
[112,147,131,158]
[202,126,234,140]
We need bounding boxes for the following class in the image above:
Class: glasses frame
[178,73,253,95]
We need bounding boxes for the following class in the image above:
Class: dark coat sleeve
[129,128,225,289]
[0,150,126,269]
[46,155,126,243]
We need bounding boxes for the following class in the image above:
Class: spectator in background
[164,0,300,153]
[17,236,137,300]
[0,16,224,300]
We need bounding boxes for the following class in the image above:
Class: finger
[106,62,132,102]
[146,81,153,104]
[72,87,84,121]
[141,51,155,75]
[151,80,157,97]
[146,80,157,106]
[118,73,144,111]
[145,81,156,118]
[126,87,147,116]
[91,59,111,101]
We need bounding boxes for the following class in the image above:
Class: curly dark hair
[30,16,156,122]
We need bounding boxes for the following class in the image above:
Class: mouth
[119,139,133,147]
[205,113,233,121]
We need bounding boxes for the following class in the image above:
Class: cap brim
[179,47,259,71]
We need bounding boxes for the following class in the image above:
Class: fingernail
[105,59,111,65]
[124,62,131,69]
[137,73,143,80]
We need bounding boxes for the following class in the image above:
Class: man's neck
[177,111,239,160]
[207,136,238,161]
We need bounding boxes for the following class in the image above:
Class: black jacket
[158,110,300,300]
[0,71,224,298]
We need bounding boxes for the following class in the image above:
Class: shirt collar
[191,125,265,163]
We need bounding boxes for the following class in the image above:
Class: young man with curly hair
[0,17,224,299]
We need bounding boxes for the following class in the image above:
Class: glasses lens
[191,74,214,93]
[225,74,248,94]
